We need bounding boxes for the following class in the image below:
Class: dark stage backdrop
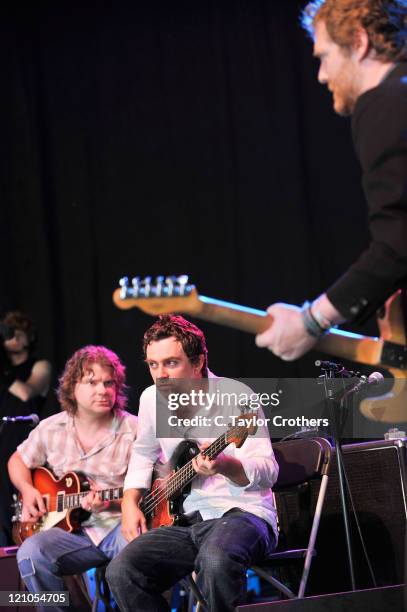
[0,0,375,413]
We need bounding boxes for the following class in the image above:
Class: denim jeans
[17,523,126,612]
[106,509,276,612]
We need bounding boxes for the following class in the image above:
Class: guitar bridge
[381,341,407,370]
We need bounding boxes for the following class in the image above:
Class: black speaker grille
[275,440,406,596]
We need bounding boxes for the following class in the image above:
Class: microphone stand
[320,362,356,591]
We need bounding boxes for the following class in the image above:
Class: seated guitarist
[106,315,278,612]
[8,345,137,610]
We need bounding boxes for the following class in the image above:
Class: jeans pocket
[18,557,35,579]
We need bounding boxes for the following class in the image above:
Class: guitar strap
[176,510,203,526]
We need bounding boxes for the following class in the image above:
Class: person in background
[0,311,51,545]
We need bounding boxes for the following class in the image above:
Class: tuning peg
[143,276,152,297]
[119,277,129,299]
[165,276,177,296]
[131,276,141,298]
[177,275,189,296]
[155,276,164,297]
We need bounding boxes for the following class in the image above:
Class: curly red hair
[57,345,127,414]
[302,0,407,62]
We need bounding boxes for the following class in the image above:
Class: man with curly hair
[256,0,407,361]
[8,345,137,611]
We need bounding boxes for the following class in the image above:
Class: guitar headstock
[227,412,258,448]
[113,275,202,316]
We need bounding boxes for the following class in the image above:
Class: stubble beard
[331,60,360,116]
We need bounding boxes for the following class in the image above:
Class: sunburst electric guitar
[12,467,123,545]
[113,275,407,424]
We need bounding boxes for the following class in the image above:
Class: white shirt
[124,378,279,537]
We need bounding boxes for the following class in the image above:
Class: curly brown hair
[143,315,208,377]
[57,345,128,414]
[302,0,407,62]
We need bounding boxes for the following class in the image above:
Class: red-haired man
[256,0,407,359]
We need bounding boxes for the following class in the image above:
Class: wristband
[310,303,333,331]
[301,302,327,338]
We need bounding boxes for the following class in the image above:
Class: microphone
[315,360,344,371]
[2,413,40,426]
[315,360,354,378]
[347,371,384,394]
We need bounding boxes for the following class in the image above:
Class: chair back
[272,437,332,491]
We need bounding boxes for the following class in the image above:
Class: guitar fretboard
[57,487,123,512]
[140,423,249,518]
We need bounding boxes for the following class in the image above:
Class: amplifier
[275,438,406,595]
[237,584,404,611]
[0,547,35,612]
[0,546,90,611]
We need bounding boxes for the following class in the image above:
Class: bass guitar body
[139,412,257,530]
[146,440,200,529]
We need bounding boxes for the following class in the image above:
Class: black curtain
[0,0,373,411]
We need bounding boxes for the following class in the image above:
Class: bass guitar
[140,412,257,529]
[113,275,407,424]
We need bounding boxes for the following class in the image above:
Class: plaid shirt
[17,409,137,545]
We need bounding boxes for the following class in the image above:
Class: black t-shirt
[0,355,47,421]
[327,62,407,322]
[0,355,48,539]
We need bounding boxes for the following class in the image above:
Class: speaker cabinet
[0,546,91,611]
[0,547,36,612]
[275,438,406,596]
[237,584,404,611]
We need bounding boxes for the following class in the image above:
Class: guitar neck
[114,279,407,370]
[192,296,383,367]
[63,486,123,511]
[169,432,230,491]
[142,425,248,518]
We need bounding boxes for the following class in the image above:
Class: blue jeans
[106,509,276,612]
[17,523,126,612]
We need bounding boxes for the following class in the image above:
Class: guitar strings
[140,427,244,515]
[35,487,124,509]
[144,422,248,507]
[141,430,230,508]
[140,435,226,516]
[25,423,249,519]
[140,424,248,517]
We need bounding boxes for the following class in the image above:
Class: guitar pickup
[381,341,407,370]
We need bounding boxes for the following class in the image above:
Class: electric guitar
[113,275,407,424]
[12,467,123,545]
[140,412,257,529]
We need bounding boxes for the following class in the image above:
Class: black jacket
[327,62,407,322]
